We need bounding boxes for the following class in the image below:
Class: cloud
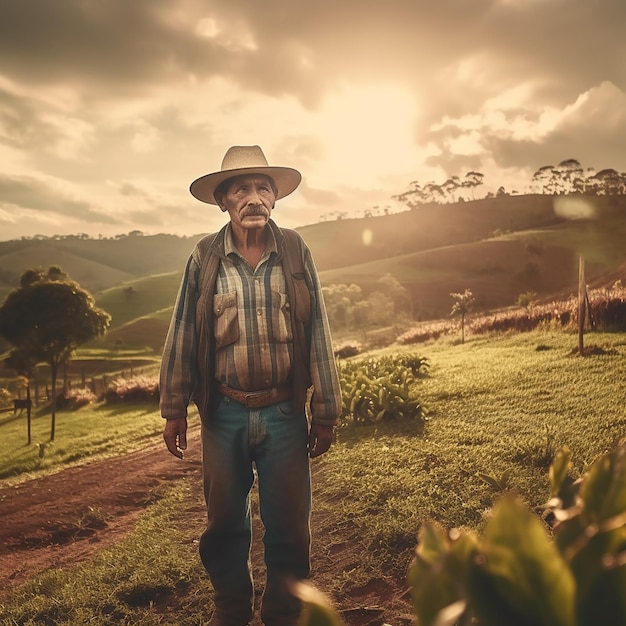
[0,173,113,220]
[0,0,624,238]
[479,82,626,180]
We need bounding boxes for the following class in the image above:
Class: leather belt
[214,381,292,408]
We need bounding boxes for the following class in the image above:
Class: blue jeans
[199,394,312,625]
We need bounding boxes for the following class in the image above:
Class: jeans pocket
[277,400,294,416]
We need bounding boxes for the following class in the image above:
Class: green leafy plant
[408,443,626,626]
[476,468,512,491]
[296,443,626,626]
[338,354,428,426]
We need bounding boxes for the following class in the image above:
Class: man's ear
[214,194,227,212]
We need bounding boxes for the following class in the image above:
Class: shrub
[56,387,98,410]
[103,376,159,404]
[397,320,455,345]
[338,354,428,426]
[397,284,626,344]
[333,340,362,359]
[0,387,11,409]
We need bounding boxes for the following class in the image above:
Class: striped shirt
[160,222,342,426]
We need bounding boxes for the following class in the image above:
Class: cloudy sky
[0,0,624,240]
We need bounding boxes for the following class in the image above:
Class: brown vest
[191,220,312,424]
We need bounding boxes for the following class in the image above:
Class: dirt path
[0,429,413,625]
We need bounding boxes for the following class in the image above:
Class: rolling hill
[0,234,200,295]
[1,193,625,350]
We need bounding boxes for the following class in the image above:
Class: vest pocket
[214,291,239,348]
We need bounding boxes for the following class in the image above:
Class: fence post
[578,255,586,355]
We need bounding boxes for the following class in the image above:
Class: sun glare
[553,196,596,220]
[362,228,373,246]
[315,84,421,188]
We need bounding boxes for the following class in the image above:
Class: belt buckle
[244,390,268,408]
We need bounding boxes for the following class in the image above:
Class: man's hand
[163,417,188,459]
[308,423,334,458]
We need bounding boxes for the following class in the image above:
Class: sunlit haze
[0,0,624,240]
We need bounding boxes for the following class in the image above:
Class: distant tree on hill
[532,165,559,194]
[442,176,462,201]
[393,158,625,207]
[555,158,584,193]
[0,266,111,440]
[463,171,485,199]
[393,171,486,208]
[588,168,626,195]
[532,159,626,196]
[450,289,475,344]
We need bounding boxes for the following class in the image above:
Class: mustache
[241,205,269,218]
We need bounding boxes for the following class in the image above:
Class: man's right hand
[163,417,188,459]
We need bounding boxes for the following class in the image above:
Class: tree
[532,165,558,194]
[322,284,365,329]
[0,266,110,440]
[555,158,584,194]
[391,180,427,210]
[450,289,475,344]
[589,168,626,195]
[463,171,485,199]
[442,176,461,202]
[377,273,410,318]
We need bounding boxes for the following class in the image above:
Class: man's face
[218,174,276,231]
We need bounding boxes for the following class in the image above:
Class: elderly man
[160,145,342,626]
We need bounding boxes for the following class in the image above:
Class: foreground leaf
[293,581,345,626]
[409,522,476,626]
[469,497,576,626]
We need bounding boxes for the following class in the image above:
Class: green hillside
[41,233,202,276]
[320,238,573,319]
[299,194,561,271]
[0,241,135,292]
[319,211,626,319]
[1,194,625,354]
[98,310,173,352]
[0,234,201,293]
[95,272,183,329]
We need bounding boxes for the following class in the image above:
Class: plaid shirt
[160,223,342,426]
[215,225,295,390]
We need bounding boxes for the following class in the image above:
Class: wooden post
[26,385,32,446]
[578,255,586,355]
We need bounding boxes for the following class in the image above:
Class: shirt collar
[224,222,278,258]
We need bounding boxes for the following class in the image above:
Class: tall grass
[0,328,625,623]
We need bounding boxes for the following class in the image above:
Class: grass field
[0,327,625,624]
[0,403,163,483]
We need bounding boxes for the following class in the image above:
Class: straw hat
[189,145,302,205]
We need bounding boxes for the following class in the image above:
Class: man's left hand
[308,423,334,458]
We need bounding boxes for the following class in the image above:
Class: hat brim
[190,166,302,205]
